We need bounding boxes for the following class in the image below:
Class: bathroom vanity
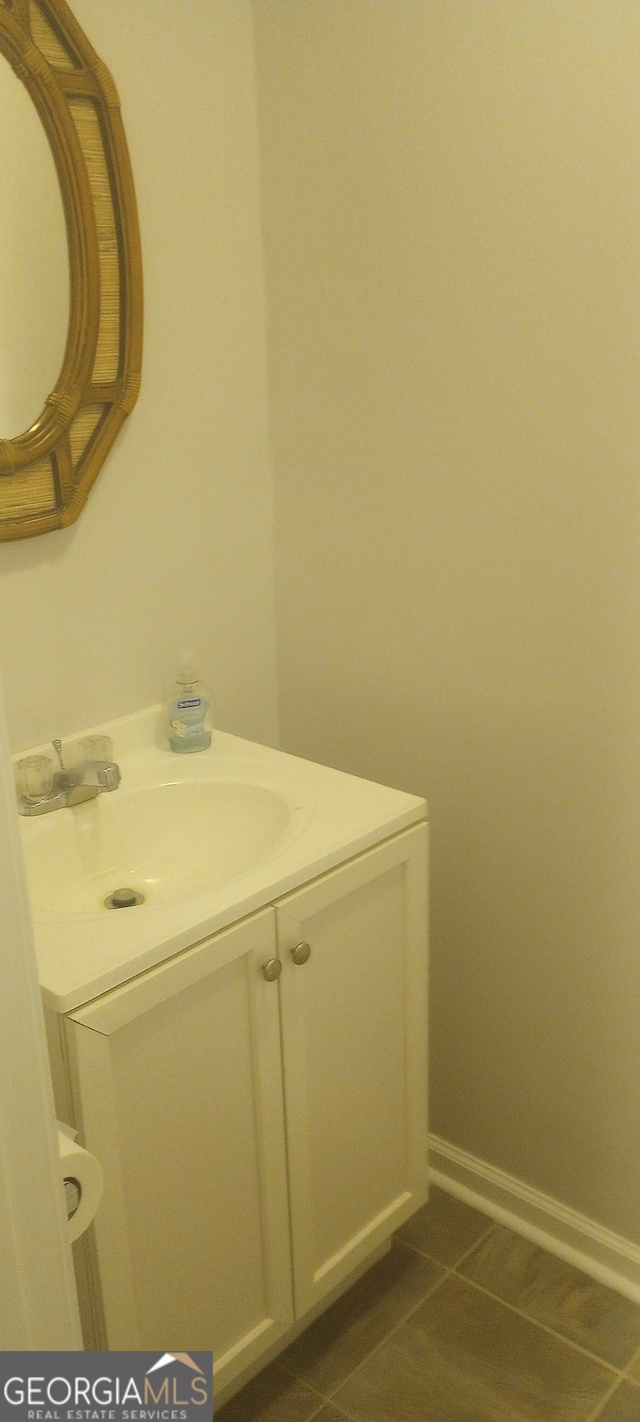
[22,710,428,1402]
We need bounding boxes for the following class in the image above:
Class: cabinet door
[276,823,429,1316]
[65,909,293,1391]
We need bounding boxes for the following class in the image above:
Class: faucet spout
[82,760,121,791]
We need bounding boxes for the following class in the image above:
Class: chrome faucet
[17,738,121,816]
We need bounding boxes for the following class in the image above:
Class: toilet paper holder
[64,1177,81,1220]
[57,1121,103,1241]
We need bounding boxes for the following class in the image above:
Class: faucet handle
[18,754,54,803]
[78,734,114,763]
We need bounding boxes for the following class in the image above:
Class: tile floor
[215,1188,640,1422]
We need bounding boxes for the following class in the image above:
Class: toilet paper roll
[57,1123,103,1242]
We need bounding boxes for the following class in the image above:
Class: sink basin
[17,712,427,1013]
[22,778,293,914]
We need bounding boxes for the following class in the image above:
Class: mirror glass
[0,55,69,438]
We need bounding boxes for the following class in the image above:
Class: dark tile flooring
[216,1188,640,1422]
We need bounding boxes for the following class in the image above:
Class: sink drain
[104,887,145,910]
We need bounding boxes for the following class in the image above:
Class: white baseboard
[429,1133,640,1305]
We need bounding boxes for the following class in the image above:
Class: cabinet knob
[290,941,311,966]
[261,958,282,982]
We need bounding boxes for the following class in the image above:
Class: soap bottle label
[168,689,211,752]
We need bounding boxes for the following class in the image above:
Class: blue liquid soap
[166,651,212,753]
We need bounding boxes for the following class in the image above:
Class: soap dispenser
[165,649,212,753]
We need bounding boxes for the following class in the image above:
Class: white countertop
[18,708,427,1013]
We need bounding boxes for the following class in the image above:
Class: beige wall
[254,1,640,1241]
[0,0,279,753]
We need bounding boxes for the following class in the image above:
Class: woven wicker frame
[0,0,142,539]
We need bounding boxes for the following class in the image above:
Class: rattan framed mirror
[0,0,142,539]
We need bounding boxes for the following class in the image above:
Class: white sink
[22,778,293,914]
[17,708,426,1013]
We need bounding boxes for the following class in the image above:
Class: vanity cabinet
[54,822,428,1396]
[275,826,428,1319]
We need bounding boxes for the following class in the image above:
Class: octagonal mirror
[0,0,143,539]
